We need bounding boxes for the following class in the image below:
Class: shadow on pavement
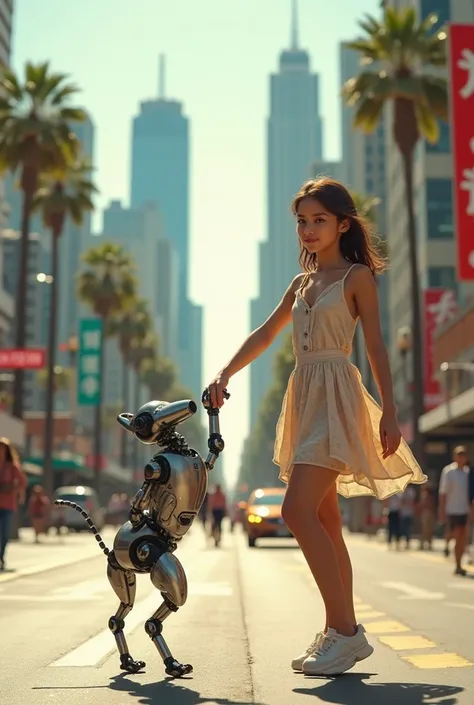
[108,673,269,705]
[295,673,464,704]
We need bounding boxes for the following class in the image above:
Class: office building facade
[250,3,323,424]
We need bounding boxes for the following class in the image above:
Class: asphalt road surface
[1,523,473,705]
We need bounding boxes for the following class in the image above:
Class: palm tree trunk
[401,152,425,465]
[131,370,140,469]
[93,324,105,492]
[43,230,59,499]
[120,357,129,467]
[12,186,34,419]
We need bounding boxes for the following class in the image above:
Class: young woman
[207,178,426,676]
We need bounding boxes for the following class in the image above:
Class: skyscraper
[130,58,202,403]
[249,0,323,424]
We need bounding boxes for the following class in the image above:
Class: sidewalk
[0,526,116,584]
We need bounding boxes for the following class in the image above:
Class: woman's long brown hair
[291,178,387,275]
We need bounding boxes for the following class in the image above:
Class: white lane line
[380,581,444,600]
[50,590,158,667]
[445,601,474,611]
[53,578,109,598]
[49,550,222,667]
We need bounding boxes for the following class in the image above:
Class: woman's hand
[208,371,230,409]
[379,410,401,459]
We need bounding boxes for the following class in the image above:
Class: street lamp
[36,273,54,284]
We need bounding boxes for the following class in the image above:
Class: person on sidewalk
[400,484,416,549]
[386,493,401,549]
[208,484,227,547]
[0,437,26,570]
[418,485,436,550]
[438,446,471,576]
[27,485,51,542]
[207,178,426,676]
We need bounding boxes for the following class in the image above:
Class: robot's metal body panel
[149,452,208,539]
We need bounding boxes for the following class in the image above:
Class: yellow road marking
[364,620,410,634]
[403,653,473,669]
[357,610,386,620]
[378,635,436,651]
[353,595,362,604]
[354,603,372,611]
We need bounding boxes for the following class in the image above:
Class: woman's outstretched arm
[208,274,304,407]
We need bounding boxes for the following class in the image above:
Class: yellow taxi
[245,487,292,547]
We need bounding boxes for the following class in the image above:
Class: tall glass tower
[250,0,323,424]
[129,60,202,403]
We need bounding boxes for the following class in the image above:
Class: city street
[1,525,474,704]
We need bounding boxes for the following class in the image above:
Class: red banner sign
[449,24,474,280]
[423,289,457,411]
[0,348,45,369]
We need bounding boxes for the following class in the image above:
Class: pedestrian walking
[418,485,436,550]
[400,484,416,549]
[207,178,426,676]
[386,493,401,549]
[0,437,27,571]
[208,484,227,547]
[438,446,471,576]
[27,485,51,542]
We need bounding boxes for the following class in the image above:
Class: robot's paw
[164,658,193,678]
[120,653,146,674]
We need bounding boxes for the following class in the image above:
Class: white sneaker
[291,631,324,671]
[302,624,374,676]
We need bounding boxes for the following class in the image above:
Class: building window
[426,120,450,153]
[426,179,453,239]
[428,266,457,296]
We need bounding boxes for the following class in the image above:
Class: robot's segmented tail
[55,499,110,556]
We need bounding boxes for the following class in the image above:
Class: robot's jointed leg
[145,552,192,677]
[107,558,146,674]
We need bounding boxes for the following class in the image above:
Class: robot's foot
[120,653,146,674]
[164,656,193,678]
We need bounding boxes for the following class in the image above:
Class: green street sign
[77,318,103,407]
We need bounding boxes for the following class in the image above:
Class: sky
[12,0,380,488]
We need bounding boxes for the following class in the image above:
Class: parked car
[245,487,292,547]
[51,485,104,533]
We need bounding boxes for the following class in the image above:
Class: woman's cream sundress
[273,265,427,500]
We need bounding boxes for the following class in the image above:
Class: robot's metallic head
[117,399,197,444]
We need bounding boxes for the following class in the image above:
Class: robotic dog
[54,388,228,678]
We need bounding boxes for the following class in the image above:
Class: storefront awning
[419,385,474,436]
[24,453,93,476]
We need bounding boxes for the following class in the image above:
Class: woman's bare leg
[318,483,357,629]
[282,464,355,636]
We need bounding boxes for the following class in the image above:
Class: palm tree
[107,298,153,466]
[77,243,137,486]
[140,355,176,401]
[33,158,97,498]
[37,365,71,393]
[0,61,86,419]
[343,7,448,460]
